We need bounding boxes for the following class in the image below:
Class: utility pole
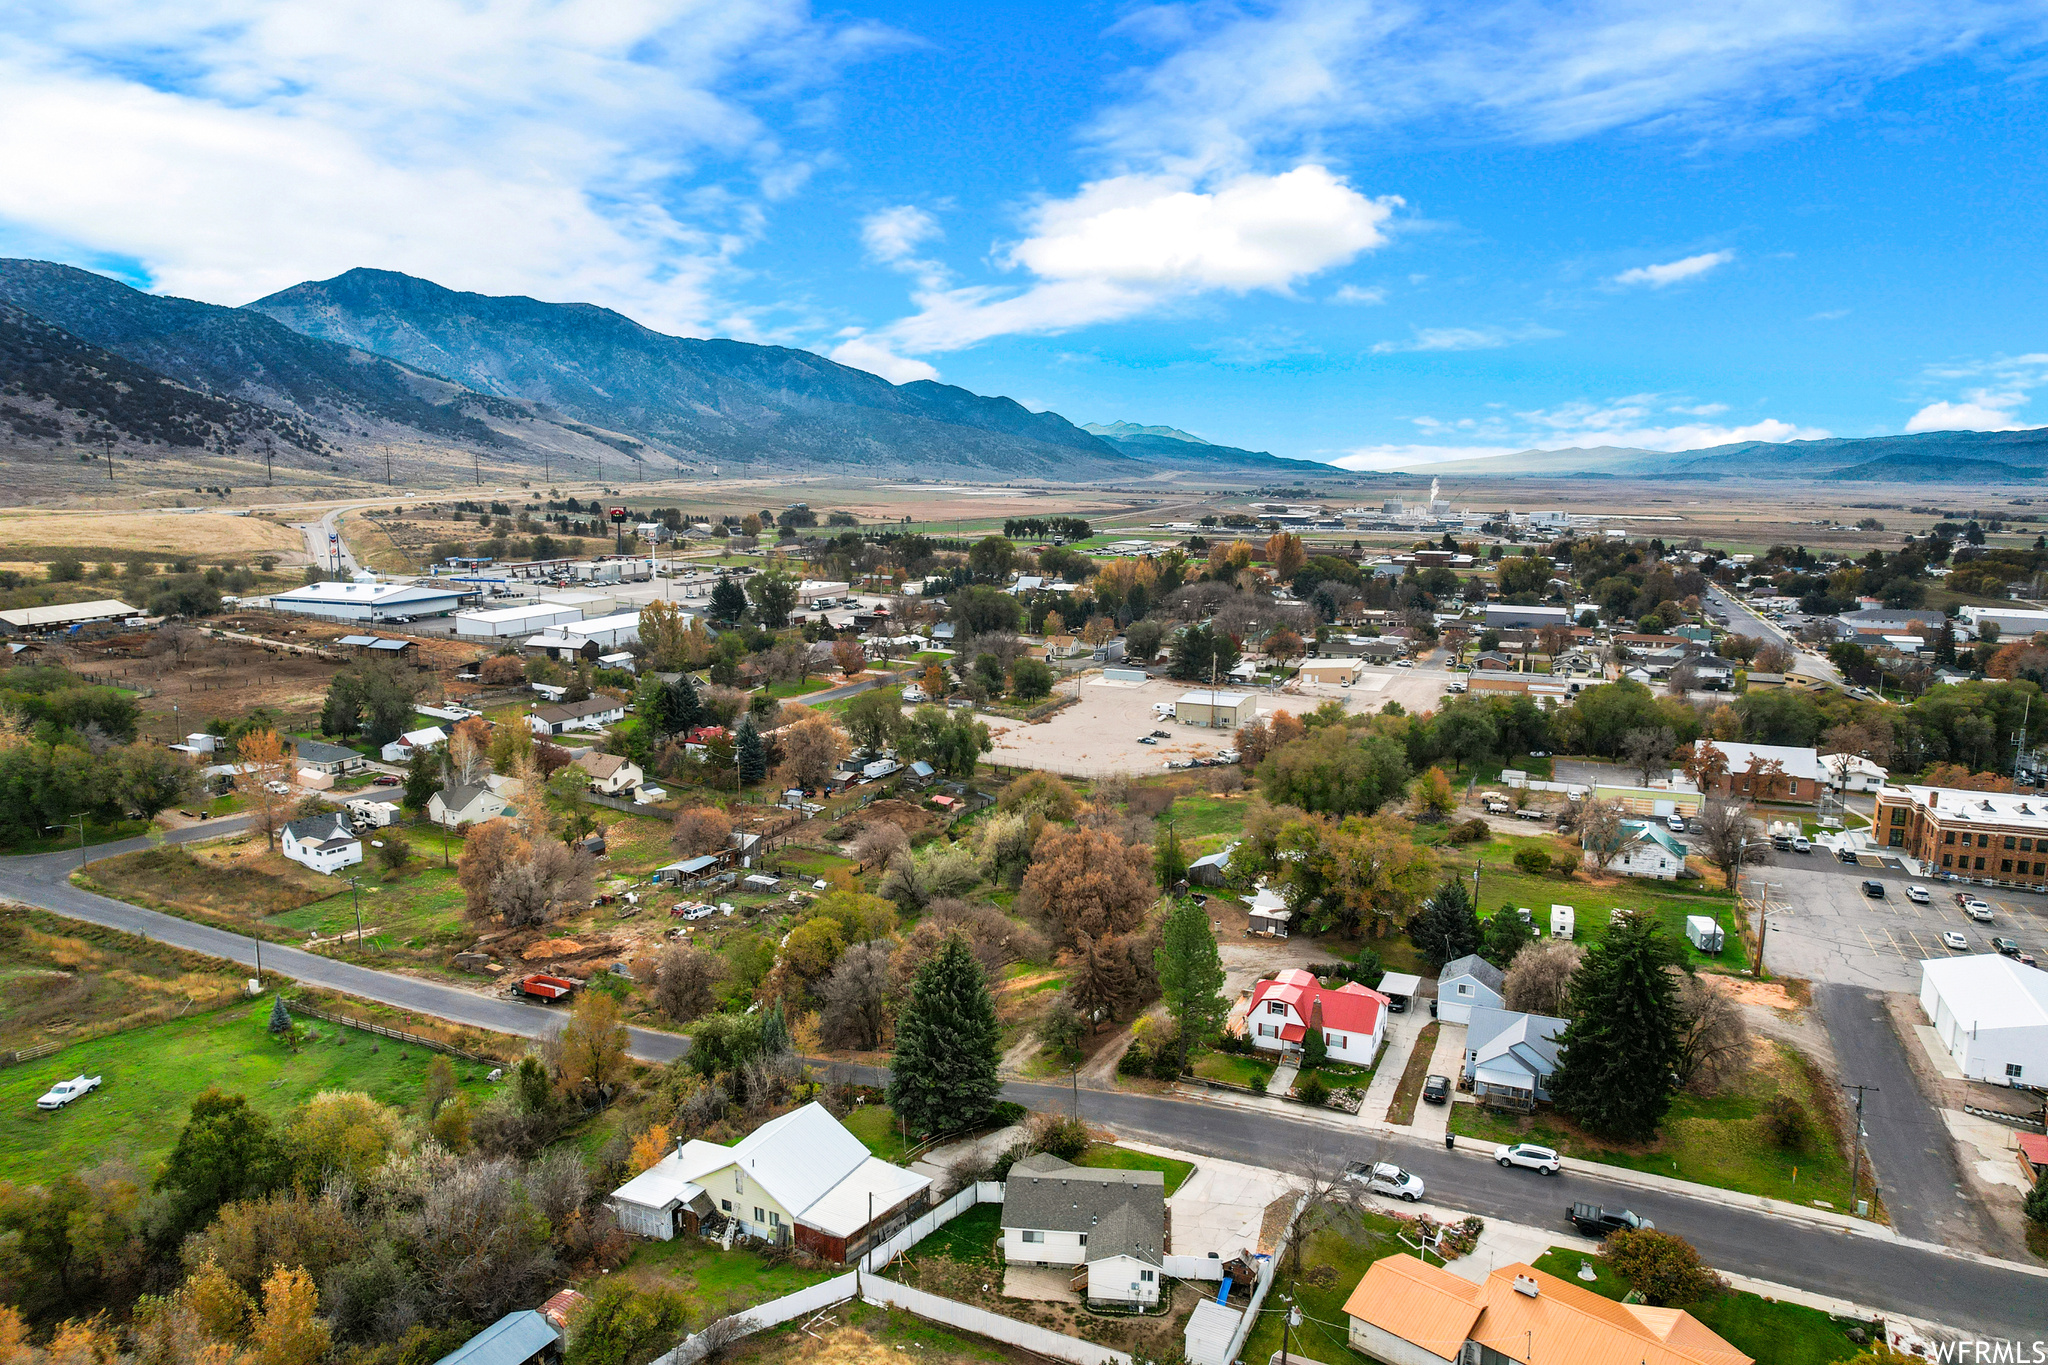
[1279,1287,1299,1365]
[473,448,481,485]
[2013,692,2032,786]
[103,433,114,485]
[1846,1082,1878,1215]
[383,444,393,486]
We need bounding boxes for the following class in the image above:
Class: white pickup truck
[36,1075,102,1110]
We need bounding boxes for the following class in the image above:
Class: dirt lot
[981,671,1453,777]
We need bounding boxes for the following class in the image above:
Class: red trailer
[515,973,577,1002]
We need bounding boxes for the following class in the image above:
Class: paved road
[0,822,691,1064]
[1815,983,1995,1249]
[1706,584,1844,686]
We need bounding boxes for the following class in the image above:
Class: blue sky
[2,0,2045,467]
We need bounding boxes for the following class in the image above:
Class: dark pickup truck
[1567,1203,1654,1237]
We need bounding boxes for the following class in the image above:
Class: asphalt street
[6,830,2047,1339]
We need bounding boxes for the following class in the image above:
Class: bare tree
[818,941,896,1049]
[1285,1153,1374,1275]
[1693,798,1762,890]
[653,944,725,1022]
[1504,939,1583,1016]
[1672,973,1750,1094]
[1576,797,1632,874]
[489,841,594,927]
[671,805,734,857]
[849,819,908,871]
[1620,725,1677,784]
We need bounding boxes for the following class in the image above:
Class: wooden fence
[280,1000,500,1067]
[0,1041,61,1068]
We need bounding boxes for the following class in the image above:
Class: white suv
[1347,1161,1426,1202]
[1494,1142,1562,1175]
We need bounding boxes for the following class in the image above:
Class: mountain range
[1387,429,2048,480]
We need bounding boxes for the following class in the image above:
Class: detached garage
[1175,689,1255,728]
[1920,955,2048,1086]
[1297,660,1361,686]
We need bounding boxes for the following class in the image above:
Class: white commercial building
[456,602,589,638]
[1959,606,2048,640]
[1919,955,2048,1086]
[0,599,139,632]
[265,580,467,623]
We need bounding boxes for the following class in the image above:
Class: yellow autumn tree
[246,1266,328,1365]
[629,1123,673,1174]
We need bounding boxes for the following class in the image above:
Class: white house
[1591,821,1688,880]
[428,783,511,829]
[1463,1006,1569,1111]
[608,1102,929,1260]
[1000,1153,1166,1307]
[381,726,448,764]
[527,697,626,736]
[1919,955,2048,1086]
[1436,953,1505,1025]
[573,750,643,795]
[292,740,367,777]
[279,813,363,875]
[1820,753,1889,792]
[1246,968,1387,1066]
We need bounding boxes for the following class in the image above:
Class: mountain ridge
[1384,428,2048,480]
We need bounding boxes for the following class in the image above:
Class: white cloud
[1329,284,1387,305]
[861,206,943,266]
[1369,324,1558,354]
[859,165,1398,355]
[0,0,899,332]
[827,336,940,384]
[1613,250,1735,288]
[1325,392,1830,468]
[1809,308,1850,320]
[1904,353,2048,432]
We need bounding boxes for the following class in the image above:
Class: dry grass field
[0,903,251,1052]
[0,509,305,563]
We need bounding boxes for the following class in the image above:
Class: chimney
[1512,1274,1540,1299]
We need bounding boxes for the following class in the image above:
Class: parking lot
[1749,853,2048,991]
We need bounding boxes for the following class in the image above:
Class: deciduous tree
[776,713,848,791]
[557,991,630,1101]
[235,729,292,850]
[489,840,594,928]
[1022,824,1156,946]
[652,945,724,1022]
[456,819,530,921]
[1600,1228,1725,1307]
[1693,799,1762,890]
[1503,939,1581,1015]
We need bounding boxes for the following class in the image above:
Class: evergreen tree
[758,997,790,1057]
[710,576,749,627]
[402,748,442,813]
[1068,934,1138,1027]
[1155,898,1227,1074]
[1408,876,1482,968]
[888,933,1001,1136]
[1548,913,1682,1141]
[735,717,766,784]
[1935,620,1957,665]
[267,994,290,1033]
[2025,1168,2048,1229]
[1479,906,1535,969]
[666,674,703,734]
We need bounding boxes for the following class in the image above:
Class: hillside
[246,268,1139,478]
[1083,420,1212,444]
[1395,428,2048,480]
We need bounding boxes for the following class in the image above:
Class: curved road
[0,821,689,1063]
[6,830,2047,1338]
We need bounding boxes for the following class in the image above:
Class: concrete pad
[1913,1024,1966,1081]
[1940,1109,2031,1193]
[1269,1061,1299,1095]
[1360,1012,1424,1126]
[1408,1024,1467,1141]
[912,1124,1023,1181]
[1117,1139,1296,1256]
[1003,1266,1081,1303]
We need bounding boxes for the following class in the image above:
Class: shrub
[1600,1228,1725,1307]
[1248,1075,1267,1095]
[1761,1093,1813,1151]
[1512,845,1552,875]
[1117,1040,1152,1077]
[1296,1073,1330,1106]
[1447,818,1492,845]
[1028,1112,1090,1161]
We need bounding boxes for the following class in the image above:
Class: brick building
[1874,784,2048,885]
[1690,740,1823,806]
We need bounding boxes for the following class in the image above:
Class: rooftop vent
[1512,1274,1540,1299]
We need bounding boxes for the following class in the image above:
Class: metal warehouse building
[1919,955,2048,1086]
[1175,690,1255,728]
[455,602,589,638]
[266,580,468,623]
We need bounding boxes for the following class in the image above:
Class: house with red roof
[1246,968,1388,1065]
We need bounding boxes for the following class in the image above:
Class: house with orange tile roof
[1246,967,1387,1065]
[1342,1256,1750,1365]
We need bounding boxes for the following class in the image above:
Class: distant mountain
[247,268,1136,477]
[1083,420,1212,444]
[1395,428,2048,481]
[0,300,323,455]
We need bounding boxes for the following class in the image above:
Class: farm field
[0,999,497,1183]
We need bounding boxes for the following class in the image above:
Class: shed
[1176,689,1256,729]
[1549,904,1575,940]
[1919,955,2048,1086]
[1245,884,1291,938]
[1296,660,1361,686]
[1376,972,1422,1008]
[1183,1298,1245,1365]
[428,1309,561,1365]
[1187,846,1233,887]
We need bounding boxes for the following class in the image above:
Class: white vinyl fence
[863,1277,1131,1365]
[1162,1254,1226,1280]
[654,1274,859,1365]
[859,1181,1003,1272]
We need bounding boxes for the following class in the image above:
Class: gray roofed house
[279,813,362,876]
[1001,1153,1166,1307]
[429,782,511,829]
[1463,1005,1569,1112]
[1436,954,1505,1025]
[293,739,367,775]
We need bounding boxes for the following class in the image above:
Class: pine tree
[1480,906,1535,969]
[1548,913,1682,1141]
[1068,934,1138,1028]
[667,674,703,734]
[888,933,1001,1136]
[1408,876,1482,968]
[1154,822,1187,889]
[735,717,766,784]
[1155,898,1226,1074]
[267,994,290,1034]
[710,576,749,627]
[758,997,790,1057]
[2026,1168,2048,1229]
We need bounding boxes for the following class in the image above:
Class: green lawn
[1448,1042,1859,1213]
[606,1230,842,1307]
[1528,1249,1869,1365]
[0,1000,496,1183]
[1240,1212,1420,1365]
[843,1103,912,1162]
[1191,1050,1275,1089]
[1433,842,1750,972]
[1163,793,1252,848]
[763,677,836,699]
[902,1201,1002,1267]
[269,864,470,950]
[1073,1143,1194,1196]
[0,816,152,857]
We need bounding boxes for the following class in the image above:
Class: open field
[1450,1039,1860,1212]
[82,841,337,934]
[0,998,498,1183]
[0,509,306,562]
[1528,1247,1870,1365]
[0,903,251,1052]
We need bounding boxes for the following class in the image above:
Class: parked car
[1422,1075,1450,1106]
[264,780,292,795]
[1394,660,1413,668]
[1963,898,1994,922]
[1792,836,1811,853]
[1992,936,2025,958]
[372,775,402,786]
[1862,880,1886,898]
[1346,1160,1426,1202]
[1567,1204,1653,1237]
[1906,885,1931,904]
[1666,814,1686,833]
[1941,931,1970,951]
[1837,847,1859,864]
[1137,736,1158,745]
[36,1075,102,1110]
[1495,1142,1562,1174]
